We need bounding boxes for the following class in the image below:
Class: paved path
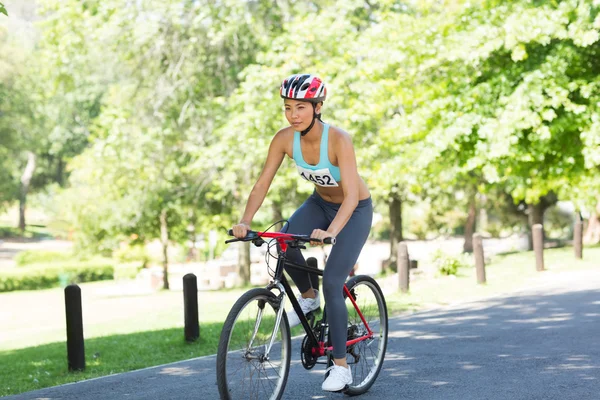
[6,272,599,400]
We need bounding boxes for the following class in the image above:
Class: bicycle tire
[343,275,388,396]
[216,288,292,400]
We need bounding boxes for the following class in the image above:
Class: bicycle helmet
[280,74,327,136]
[280,74,327,103]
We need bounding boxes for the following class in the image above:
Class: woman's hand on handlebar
[310,229,336,246]
[232,222,251,239]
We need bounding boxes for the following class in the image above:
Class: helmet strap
[300,103,320,136]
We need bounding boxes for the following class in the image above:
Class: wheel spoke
[342,277,388,395]
[217,289,291,400]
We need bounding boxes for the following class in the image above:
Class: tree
[55,0,296,287]
[402,0,600,250]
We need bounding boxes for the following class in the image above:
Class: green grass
[384,245,600,313]
[1,245,598,396]
[0,225,54,240]
[0,324,223,396]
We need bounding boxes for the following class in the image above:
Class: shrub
[432,250,470,276]
[0,261,115,293]
[114,262,143,280]
[113,245,150,267]
[14,250,79,267]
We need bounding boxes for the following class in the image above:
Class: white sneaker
[286,290,320,327]
[322,365,352,392]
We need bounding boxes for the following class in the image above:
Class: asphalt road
[6,276,599,400]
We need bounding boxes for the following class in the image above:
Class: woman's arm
[238,131,287,227]
[326,130,360,236]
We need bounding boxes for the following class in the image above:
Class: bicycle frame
[253,232,375,359]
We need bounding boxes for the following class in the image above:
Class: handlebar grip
[323,237,336,245]
[227,229,234,236]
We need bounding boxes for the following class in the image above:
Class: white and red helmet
[280,74,327,103]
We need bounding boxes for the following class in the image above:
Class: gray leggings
[282,191,373,359]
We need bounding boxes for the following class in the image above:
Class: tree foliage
[1,0,599,264]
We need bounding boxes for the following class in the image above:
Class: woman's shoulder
[327,124,353,146]
[274,126,295,141]
[271,126,295,156]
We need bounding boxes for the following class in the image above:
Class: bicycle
[216,228,388,399]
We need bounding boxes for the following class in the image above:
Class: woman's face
[284,99,321,131]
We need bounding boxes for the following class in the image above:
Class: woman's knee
[322,272,344,300]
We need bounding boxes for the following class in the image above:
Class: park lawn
[384,245,600,312]
[1,245,598,396]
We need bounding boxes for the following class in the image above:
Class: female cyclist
[231,73,373,392]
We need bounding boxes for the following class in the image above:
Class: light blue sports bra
[292,124,342,187]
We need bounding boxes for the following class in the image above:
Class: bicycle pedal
[334,385,350,394]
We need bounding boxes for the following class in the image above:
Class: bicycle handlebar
[226,229,336,245]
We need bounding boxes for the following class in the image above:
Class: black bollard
[183,273,200,342]
[64,284,85,371]
[307,257,320,292]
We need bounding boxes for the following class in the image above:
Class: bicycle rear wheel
[216,288,291,400]
[343,275,388,395]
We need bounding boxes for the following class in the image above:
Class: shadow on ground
[4,287,600,400]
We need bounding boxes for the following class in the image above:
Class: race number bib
[297,165,339,187]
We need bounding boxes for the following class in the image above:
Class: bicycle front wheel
[216,288,291,400]
[344,275,388,396]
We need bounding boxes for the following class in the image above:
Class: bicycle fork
[245,284,287,361]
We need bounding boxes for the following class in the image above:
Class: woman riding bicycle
[231,73,373,392]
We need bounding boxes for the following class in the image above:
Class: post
[533,224,545,271]
[183,273,200,342]
[473,233,486,284]
[574,219,583,260]
[398,242,409,293]
[307,257,320,292]
[64,284,85,371]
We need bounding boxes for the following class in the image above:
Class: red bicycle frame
[245,230,375,357]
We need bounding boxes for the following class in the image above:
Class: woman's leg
[322,200,373,361]
[281,194,329,293]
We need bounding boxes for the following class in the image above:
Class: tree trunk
[478,195,488,233]
[160,208,170,290]
[583,199,600,245]
[526,204,544,251]
[18,151,36,235]
[387,191,403,272]
[272,201,284,229]
[526,192,558,250]
[528,203,545,227]
[238,241,251,286]
[463,194,477,253]
[56,157,65,186]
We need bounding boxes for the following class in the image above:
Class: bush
[114,262,143,280]
[432,250,470,276]
[113,245,150,267]
[0,261,115,293]
[14,250,79,267]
